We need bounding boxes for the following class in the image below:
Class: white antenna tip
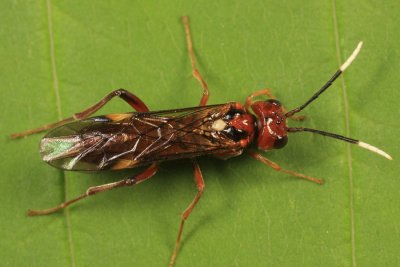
[358,141,392,160]
[340,41,363,72]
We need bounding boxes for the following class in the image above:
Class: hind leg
[28,163,158,216]
[11,89,149,138]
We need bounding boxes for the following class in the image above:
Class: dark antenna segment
[285,42,363,118]
[288,127,392,160]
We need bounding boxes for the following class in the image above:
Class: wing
[40,103,245,171]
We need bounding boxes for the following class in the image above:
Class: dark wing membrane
[40,103,243,171]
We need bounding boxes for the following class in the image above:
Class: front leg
[248,151,323,184]
[244,89,305,121]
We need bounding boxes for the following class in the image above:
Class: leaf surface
[1,1,398,266]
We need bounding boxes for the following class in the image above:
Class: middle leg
[182,16,209,107]
[169,158,205,267]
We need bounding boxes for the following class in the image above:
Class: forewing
[40,104,242,171]
[40,117,131,171]
[127,104,241,164]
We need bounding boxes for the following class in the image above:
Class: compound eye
[273,136,288,149]
[266,99,281,106]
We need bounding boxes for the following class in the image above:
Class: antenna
[286,42,363,117]
[288,127,392,160]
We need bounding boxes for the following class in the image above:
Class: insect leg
[169,159,204,267]
[11,89,149,138]
[27,163,158,216]
[182,16,209,106]
[244,89,275,111]
[244,89,305,121]
[248,151,324,184]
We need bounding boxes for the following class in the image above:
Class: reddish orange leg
[168,18,208,266]
[11,89,149,139]
[244,89,305,121]
[182,16,209,107]
[169,159,204,267]
[28,163,158,216]
[248,151,324,184]
[244,89,275,111]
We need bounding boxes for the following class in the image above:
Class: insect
[12,16,391,267]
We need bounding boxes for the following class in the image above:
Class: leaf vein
[332,1,356,266]
[46,1,77,266]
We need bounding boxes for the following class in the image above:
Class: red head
[250,99,288,150]
[242,42,391,160]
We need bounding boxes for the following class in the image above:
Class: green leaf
[1,1,398,266]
